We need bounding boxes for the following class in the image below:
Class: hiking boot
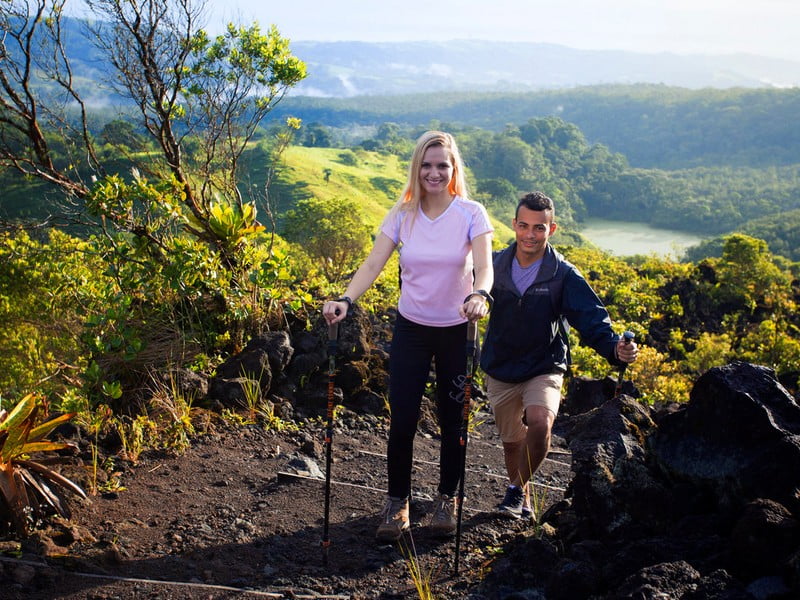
[376,496,410,542]
[429,494,458,537]
[496,485,525,519]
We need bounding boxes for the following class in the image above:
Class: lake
[576,218,707,259]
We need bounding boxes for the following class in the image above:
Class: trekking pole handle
[618,331,635,368]
[327,310,340,357]
[326,313,340,415]
[466,320,478,347]
[328,309,340,342]
[463,320,478,425]
[325,311,341,432]
[614,331,635,397]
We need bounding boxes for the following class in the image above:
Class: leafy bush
[0,230,103,399]
[282,196,372,283]
[0,213,315,412]
[627,346,692,404]
[683,332,734,375]
[738,320,800,374]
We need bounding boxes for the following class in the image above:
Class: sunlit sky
[204,0,800,62]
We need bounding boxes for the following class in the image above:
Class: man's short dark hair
[516,191,555,219]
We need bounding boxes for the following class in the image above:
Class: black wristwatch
[336,296,353,310]
[464,289,493,309]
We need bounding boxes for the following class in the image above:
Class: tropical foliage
[0,394,86,536]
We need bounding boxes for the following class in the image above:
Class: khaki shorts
[487,373,564,444]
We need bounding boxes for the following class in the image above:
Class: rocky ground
[1,404,573,599]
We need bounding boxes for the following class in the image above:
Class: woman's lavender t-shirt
[381,196,493,327]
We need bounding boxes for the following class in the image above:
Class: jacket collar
[497,242,561,284]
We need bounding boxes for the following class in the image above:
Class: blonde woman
[323,130,493,542]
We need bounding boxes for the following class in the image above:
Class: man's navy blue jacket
[480,242,624,383]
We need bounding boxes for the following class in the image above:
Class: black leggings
[387,313,469,499]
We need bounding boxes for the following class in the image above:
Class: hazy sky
[206,0,800,61]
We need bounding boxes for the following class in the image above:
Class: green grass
[282,146,404,227]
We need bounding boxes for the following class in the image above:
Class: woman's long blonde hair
[385,130,469,226]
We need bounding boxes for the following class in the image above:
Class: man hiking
[480,191,639,519]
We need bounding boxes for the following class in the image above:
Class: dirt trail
[3,408,572,599]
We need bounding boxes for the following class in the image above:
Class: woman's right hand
[323,300,349,325]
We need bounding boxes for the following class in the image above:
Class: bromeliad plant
[0,394,87,537]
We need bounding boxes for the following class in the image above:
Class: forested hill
[268,86,800,170]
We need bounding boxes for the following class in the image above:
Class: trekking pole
[321,315,340,565]
[613,331,635,398]
[454,320,478,576]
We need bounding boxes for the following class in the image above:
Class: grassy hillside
[280,146,403,226]
[277,146,515,243]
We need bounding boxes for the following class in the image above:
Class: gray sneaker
[429,494,458,537]
[376,496,410,542]
[496,485,524,519]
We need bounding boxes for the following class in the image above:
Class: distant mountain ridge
[17,18,799,102]
[289,40,800,97]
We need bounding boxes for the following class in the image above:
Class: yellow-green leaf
[27,413,76,443]
[0,394,36,433]
[20,441,77,454]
